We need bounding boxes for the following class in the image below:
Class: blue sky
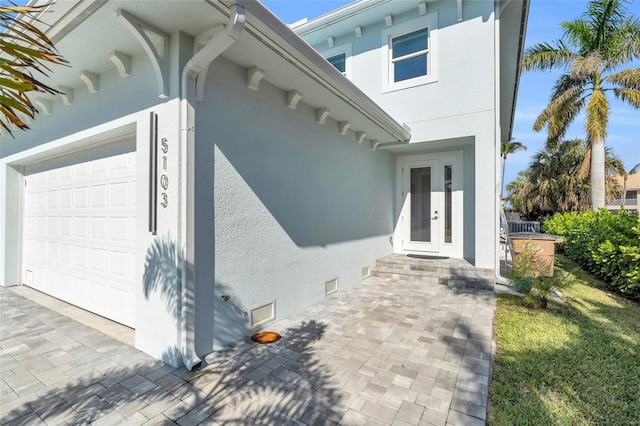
[262,0,640,187]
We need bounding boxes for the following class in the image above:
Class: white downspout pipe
[494,1,509,286]
[179,4,245,371]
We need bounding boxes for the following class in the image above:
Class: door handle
[431,210,438,220]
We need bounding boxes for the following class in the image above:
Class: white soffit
[19,0,409,144]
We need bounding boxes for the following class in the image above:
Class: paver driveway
[0,276,494,425]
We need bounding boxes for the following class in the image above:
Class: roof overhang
[498,0,529,143]
[14,0,410,145]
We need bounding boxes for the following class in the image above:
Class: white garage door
[22,138,137,327]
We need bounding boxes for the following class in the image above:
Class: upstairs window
[321,44,352,78]
[327,53,346,74]
[382,12,437,92]
[391,29,428,82]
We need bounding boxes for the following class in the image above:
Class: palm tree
[521,0,640,210]
[506,171,538,219]
[0,3,67,135]
[501,139,527,200]
[505,139,621,218]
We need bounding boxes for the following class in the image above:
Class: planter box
[510,233,564,277]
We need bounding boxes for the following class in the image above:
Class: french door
[400,152,461,256]
[403,161,439,252]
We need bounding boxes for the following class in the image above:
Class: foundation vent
[250,300,275,328]
[325,278,338,296]
[362,266,371,279]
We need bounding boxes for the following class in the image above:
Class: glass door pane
[410,167,431,242]
[444,165,452,243]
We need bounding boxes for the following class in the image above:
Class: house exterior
[0,0,528,368]
[607,173,640,213]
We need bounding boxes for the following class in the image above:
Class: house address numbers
[160,137,169,208]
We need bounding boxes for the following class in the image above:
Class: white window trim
[321,43,352,79]
[382,12,438,92]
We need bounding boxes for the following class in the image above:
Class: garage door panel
[47,217,58,236]
[91,185,108,208]
[22,138,136,327]
[91,217,107,240]
[90,248,107,272]
[47,241,58,263]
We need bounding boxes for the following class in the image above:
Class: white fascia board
[505,0,530,142]
[234,0,410,143]
[293,0,390,36]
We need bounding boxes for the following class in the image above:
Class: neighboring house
[0,0,528,368]
[607,173,640,213]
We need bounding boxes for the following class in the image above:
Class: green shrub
[513,276,534,294]
[542,209,640,299]
[523,276,557,309]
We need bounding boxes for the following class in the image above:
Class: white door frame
[395,151,463,258]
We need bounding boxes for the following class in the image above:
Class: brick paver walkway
[0,276,494,425]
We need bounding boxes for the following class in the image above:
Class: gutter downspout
[179,4,245,371]
[493,1,509,286]
[494,0,529,286]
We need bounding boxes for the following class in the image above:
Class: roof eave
[236,0,410,143]
[507,0,530,142]
[292,0,390,35]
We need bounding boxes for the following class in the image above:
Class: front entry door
[403,161,439,252]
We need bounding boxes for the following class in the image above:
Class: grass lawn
[489,254,640,425]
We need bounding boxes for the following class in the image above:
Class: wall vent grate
[249,300,275,328]
[362,266,371,279]
[325,278,338,296]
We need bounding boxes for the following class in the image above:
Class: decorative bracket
[287,90,302,109]
[419,2,427,15]
[371,140,381,151]
[356,131,367,144]
[457,0,463,21]
[247,67,265,91]
[385,14,393,27]
[117,10,169,99]
[109,50,131,78]
[316,108,330,124]
[57,86,73,105]
[354,26,362,38]
[338,121,351,135]
[35,98,52,115]
[327,36,334,48]
[79,70,99,93]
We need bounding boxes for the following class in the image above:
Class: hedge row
[542,209,640,299]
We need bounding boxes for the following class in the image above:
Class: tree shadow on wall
[142,234,251,360]
[143,234,183,322]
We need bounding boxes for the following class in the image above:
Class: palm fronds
[521,0,640,209]
[0,3,67,136]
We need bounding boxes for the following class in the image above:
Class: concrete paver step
[371,254,496,290]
